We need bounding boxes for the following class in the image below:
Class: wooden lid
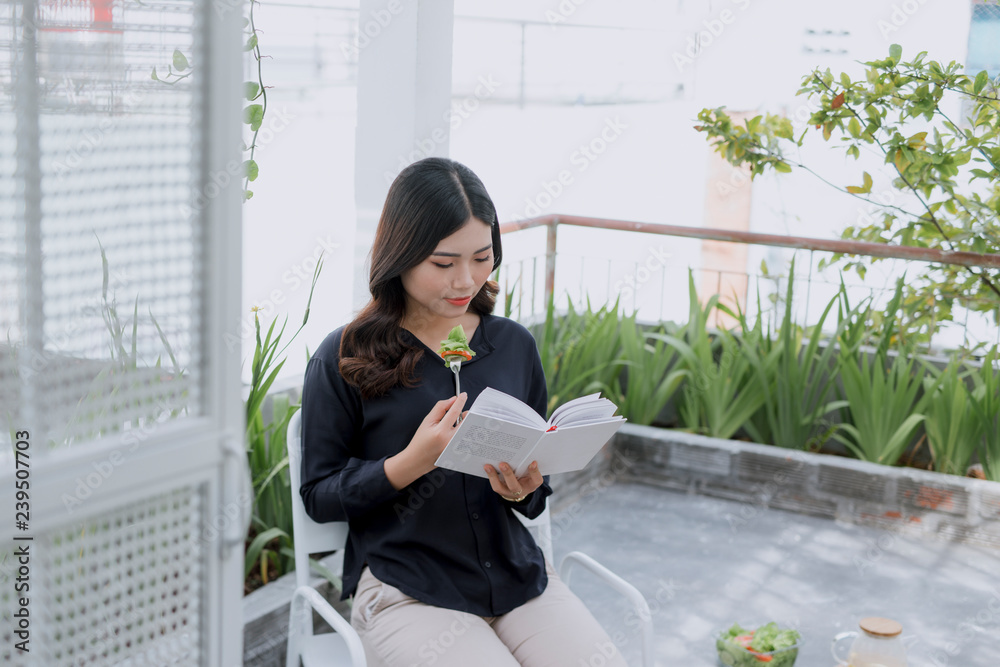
[859,617,903,637]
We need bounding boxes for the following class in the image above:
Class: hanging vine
[241,0,267,201]
[153,0,268,202]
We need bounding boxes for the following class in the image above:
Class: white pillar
[352,0,456,312]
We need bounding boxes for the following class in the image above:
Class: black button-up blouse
[299,312,553,616]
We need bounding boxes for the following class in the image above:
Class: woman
[300,157,627,666]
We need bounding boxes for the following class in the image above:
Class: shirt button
[472,513,479,520]
[484,561,492,568]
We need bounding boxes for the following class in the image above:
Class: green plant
[832,282,928,464]
[609,318,687,426]
[920,356,984,475]
[535,293,627,417]
[536,291,580,399]
[36,236,187,447]
[742,262,850,450]
[834,350,928,465]
[242,254,334,591]
[695,44,1000,350]
[668,272,766,440]
[971,346,1000,481]
[548,298,627,415]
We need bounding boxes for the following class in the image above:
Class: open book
[435,387,626,479]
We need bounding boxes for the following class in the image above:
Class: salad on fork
[438,324,475,398]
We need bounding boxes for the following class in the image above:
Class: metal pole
[544,218,557,309]
[13,0,43,446]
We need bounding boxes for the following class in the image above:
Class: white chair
[285,411,366,667]
[285,411,653,667]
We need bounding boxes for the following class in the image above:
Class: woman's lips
[445,296,472,306]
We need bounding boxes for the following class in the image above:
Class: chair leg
[286,590,311,667]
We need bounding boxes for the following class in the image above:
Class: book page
[550,399,619,426]
[435,412,543,479]
[523,419,625,476]
[548,392,602,424]
[472,387,548,430]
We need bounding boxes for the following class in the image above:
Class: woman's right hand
[384,392,468,490]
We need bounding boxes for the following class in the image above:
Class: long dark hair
[339,157,502,399]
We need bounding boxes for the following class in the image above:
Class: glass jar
[831,617,907,667]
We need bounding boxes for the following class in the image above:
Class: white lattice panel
[0,0,205,453]
[1,484,205,666]
[0,1,245,665]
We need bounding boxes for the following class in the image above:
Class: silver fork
[449,358,461,397]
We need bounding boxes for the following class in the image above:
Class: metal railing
[497,213,1000,350]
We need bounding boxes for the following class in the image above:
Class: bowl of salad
[716,622,802,666]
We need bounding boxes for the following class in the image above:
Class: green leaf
[245,82,261,100]
[243,104,264,131]
[172,49,189,72]
[847,171,874,195]
[244,527,288,578]
[974,70,988,95]
[243,189,254,201]
[847,117,861,138]
[244,159,259,182]
[151,67,159,81]
[774,161,792,173]
[889,44,902,66]
[245,33,258,52]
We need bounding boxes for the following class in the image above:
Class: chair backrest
[515,504,554,564]
[287,410,350,589]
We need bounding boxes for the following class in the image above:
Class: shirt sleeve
[299,355,405,523]
[508,337,552,520]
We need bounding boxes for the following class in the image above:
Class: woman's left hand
[483,460,543,502]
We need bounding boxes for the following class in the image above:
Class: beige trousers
[350,561,629,667]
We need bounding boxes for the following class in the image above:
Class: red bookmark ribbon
[546,425,558,432]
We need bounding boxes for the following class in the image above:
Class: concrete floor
[551,482,1000,667]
